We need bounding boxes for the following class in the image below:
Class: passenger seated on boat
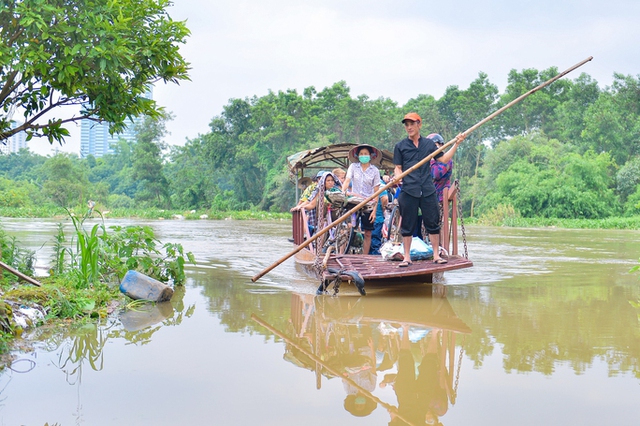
[369,179,389,255]
[342,144,381,255]
[291,175,318,210]
[291,171,337,236]
[332,167,346,187]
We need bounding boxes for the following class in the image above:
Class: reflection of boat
[253,289,470,424]
[288,143,473,293]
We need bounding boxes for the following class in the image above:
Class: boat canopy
[287,143,395,178]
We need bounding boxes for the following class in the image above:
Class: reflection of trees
[195,268,291,336]
[451,282,640,377]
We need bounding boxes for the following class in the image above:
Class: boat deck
[323,254,473,282]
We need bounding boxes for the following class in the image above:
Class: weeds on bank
[4,279,119,320]
[56,209,196,288]
[0,227,35,280]
[0,210,196,351]
[473,204,640,229]
[0,206,290,220]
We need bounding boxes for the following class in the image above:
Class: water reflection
[254,286,470,426]
[6,285,194,382]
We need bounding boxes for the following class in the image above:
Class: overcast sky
[33,0,640,155]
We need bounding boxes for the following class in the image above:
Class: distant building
[0,122,28,155]
[80,87,153,158]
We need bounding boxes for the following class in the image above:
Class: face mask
[359,155,371,164]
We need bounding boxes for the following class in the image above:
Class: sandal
[433,258,448,264]
[398,260,412,268]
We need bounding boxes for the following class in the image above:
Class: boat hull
[293,248,473,284]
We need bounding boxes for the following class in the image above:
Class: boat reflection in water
[253,285,471,426]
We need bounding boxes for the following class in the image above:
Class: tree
[0,0,190,145]
[0,148,46,180]
[494,67,571,138]
[165,138,218,209]
[477,133,617,219]
[131,113,171,208]
[616,157,640,203]
[436,73,499,215]
[581,74,640,165]
[41,153,89,207]
[86,139,138,199]
[550,73,600,145]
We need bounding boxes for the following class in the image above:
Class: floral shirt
[300,182,317,202]
[430,158,452,203]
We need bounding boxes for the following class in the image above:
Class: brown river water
[0,217,639,425]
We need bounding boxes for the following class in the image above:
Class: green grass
[466,215,640,229]
[3,205,639,229]
[0,206,290,221]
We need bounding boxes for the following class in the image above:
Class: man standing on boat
[392,113,465,267]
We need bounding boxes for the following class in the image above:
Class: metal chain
[455,180,469,259]
[451,334,466,405]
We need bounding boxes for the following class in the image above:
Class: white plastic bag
[380,241,404,261]
[381,237,434,261]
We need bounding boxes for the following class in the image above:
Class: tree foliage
[3,66,640,220]
[0,0,189,144]
[131,113,171,208]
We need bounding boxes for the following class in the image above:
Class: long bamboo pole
[252,56,593,282]
[251,313,416,425]
[0,260,42,287]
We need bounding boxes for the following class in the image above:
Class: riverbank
[467,215,640,229]
[0,206,290,221]
[2,206,640,229]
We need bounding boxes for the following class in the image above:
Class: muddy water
[0,218,639,425]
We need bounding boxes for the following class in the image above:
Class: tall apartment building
[0,122,28,155]
[80,87,153,158]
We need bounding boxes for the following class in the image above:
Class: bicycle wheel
[386,205,402,245]
[334,217,354,254]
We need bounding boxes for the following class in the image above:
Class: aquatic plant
[67,210,106,289]
[50,223,67,276]
[50,210,196,288]
[102,224,195,284]
[0,227,35,280]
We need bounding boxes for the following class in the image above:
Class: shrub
[477,204,521,226]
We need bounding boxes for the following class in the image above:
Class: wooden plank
[0,260,41,287]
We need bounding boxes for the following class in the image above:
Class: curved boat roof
[287,143,395,175]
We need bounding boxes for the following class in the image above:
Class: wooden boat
[288,143,473,293]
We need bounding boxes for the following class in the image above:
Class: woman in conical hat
[341,144,381,255]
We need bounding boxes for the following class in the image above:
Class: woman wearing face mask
[341,144,381,255]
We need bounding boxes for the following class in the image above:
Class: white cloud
[32,0,640,154]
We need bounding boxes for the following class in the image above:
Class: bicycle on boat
[323,194,376,255]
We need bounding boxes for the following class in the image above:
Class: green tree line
[2,69,640,219]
